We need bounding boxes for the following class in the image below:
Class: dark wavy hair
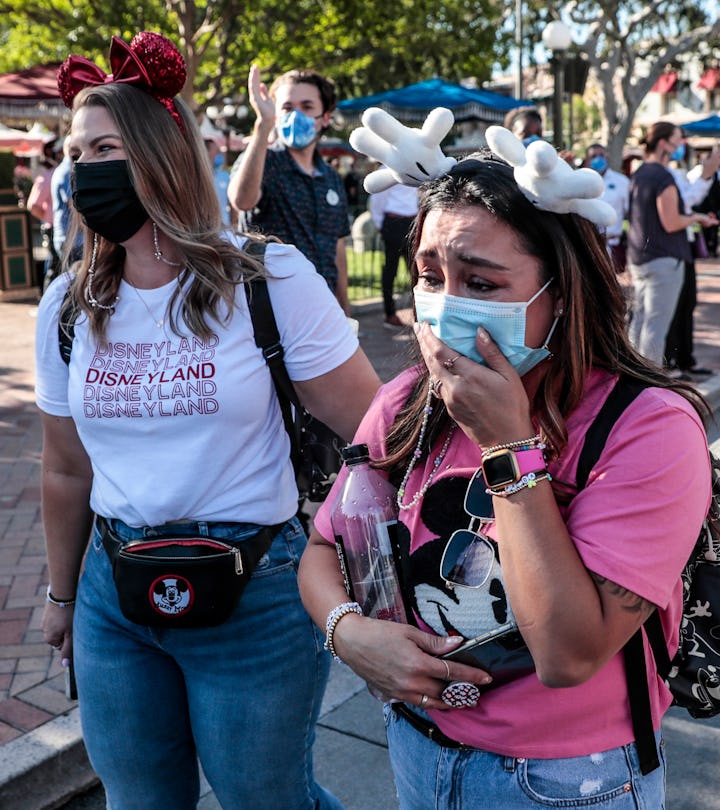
[269,69,337,114]
[640,121,679,155]
[377,151,709,484]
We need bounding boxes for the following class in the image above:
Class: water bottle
[330,443,407,624]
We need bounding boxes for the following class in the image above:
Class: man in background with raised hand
[228,65,350,314]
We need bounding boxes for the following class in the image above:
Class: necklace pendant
[156,319,164,328]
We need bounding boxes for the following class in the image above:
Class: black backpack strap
[243,239,303,475]
[576,376,662,774]
[622,630,660,774]
[58,285,80,365]
[576,377,649,490]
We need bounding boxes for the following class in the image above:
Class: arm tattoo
[590,572,655,619]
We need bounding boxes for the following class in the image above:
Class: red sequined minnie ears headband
[57,31,187,133]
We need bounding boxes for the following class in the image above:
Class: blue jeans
[74,516,343,810]
[384,705,665,809]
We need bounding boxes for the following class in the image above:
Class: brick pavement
[2,260,720,803]
[0,288,415,756]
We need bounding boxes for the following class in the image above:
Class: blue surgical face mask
[414,278,558,377]
[670,143,686,162]
[277,109,318,149]
[522,135,541,146]
[589,156,608,174]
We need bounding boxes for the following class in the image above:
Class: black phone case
[441,623,535,688]
[65,660,77,701]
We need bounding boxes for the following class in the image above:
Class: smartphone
[65,659,78,701]
[440,622,535,688]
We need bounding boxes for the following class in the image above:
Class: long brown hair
[63,82,266,342]
[377,153,709,483]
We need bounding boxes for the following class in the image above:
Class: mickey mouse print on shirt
[393,476,516,641]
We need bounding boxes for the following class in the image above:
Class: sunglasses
[440,469,497,590]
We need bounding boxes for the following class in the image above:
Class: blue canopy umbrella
[337,78,531,124]
[681,114,720,136]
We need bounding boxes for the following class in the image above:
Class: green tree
[522,1,720,169]
[0,0,509,115]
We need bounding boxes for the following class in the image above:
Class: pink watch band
[514,447,547,475]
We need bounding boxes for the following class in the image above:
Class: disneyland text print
[81,335,219,419]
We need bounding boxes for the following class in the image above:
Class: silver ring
[443,355,461,370]
[419,693,430,708]
[441,681,481,709]
[442,659,451,681]
[430,378,443,397]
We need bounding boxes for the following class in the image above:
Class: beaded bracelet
[486,471,553,498]
[46,586,76,608]
[482,435,544,457]
[324,601,363,664]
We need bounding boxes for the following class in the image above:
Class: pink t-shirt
[314,366,711,758]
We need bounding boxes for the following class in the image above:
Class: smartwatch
[481,447,546,489]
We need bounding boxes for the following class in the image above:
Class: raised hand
[247,64,276,129]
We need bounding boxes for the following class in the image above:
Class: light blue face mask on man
[414,278,558,377]
[277,110,318,149]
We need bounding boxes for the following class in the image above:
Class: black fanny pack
[98,516,282,628]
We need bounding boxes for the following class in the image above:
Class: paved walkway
[2,262,720,807]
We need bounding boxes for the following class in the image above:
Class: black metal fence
[345,236,412,302]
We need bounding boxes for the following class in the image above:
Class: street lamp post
[541,20,572,150]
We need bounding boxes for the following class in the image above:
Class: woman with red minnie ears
[36,32,379,808]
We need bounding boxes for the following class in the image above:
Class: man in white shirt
[584,143,630,273]
[369,182,418,328]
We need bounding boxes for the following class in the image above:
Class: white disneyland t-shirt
[35,241,358,527]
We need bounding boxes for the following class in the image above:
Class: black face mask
[71,160,149,244]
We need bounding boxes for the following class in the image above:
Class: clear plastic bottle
[330,443,407,624]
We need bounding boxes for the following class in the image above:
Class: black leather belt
[391,703,474,750]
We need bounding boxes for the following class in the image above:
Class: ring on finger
[441,681,481,709]
[419,693,430,708]
[442,355,461,370]
[442,659,451,681]
[430,378,443,397]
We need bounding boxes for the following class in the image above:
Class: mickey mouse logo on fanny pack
[150,575,194,616]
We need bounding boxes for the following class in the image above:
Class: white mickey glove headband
[349,107,616,228]
[349,107,457,192]
[484,126,616,227]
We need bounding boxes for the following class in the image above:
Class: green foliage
[0,0,510,113]
[346,246,412,302]
[0,0,172,72]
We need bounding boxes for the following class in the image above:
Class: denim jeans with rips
[384,704,665,809]
[74,516,343,810]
